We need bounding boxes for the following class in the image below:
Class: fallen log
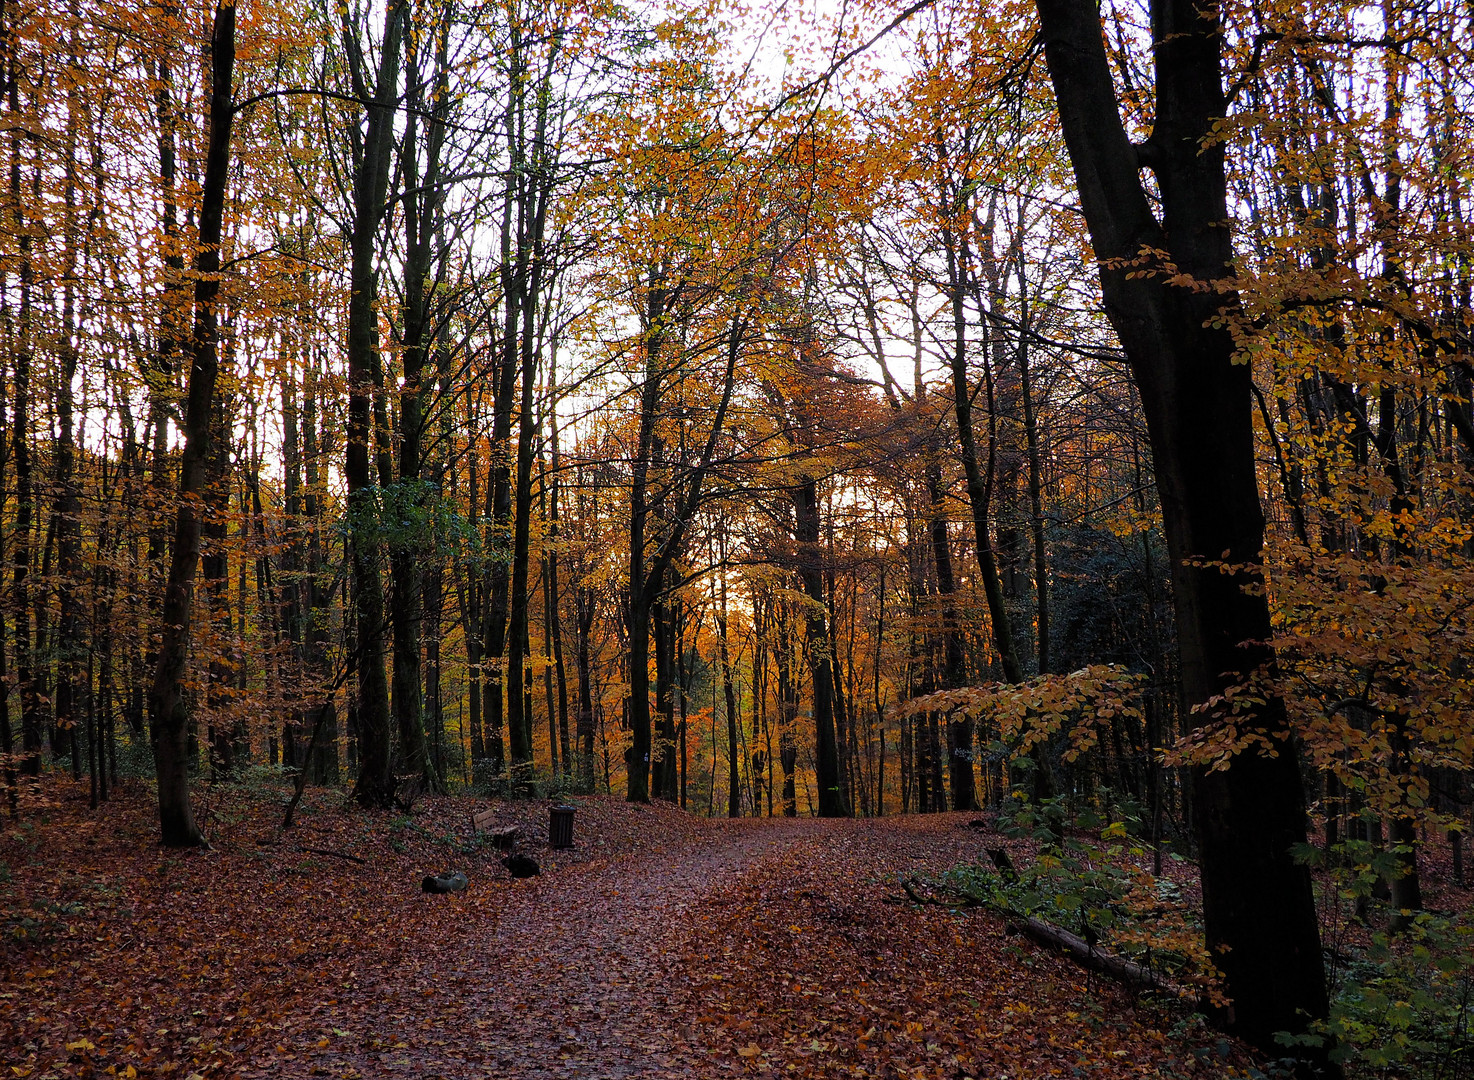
[1007,915,1190,1001]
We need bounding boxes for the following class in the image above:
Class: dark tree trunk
[776,603,798,817]
[794,478,845,817]
[925,434,977,811]
[750,603,768,816]
[1033,0,1330,1063]
[574,583,596,792]
[505,269,542,790]
[458,449,486,783]
[202,396,233,777]
[424,561,446,783]
[301,361,337,783]
[388,24,447,794]
[623,280,666,804]
[345,0,406,809]
[652,588,679,801]
[1016,286,1051,676]
[944,221,1025,688]
[146,1,236,846]
[718,567,740,817]
[545,379,571,774]
[8,57,39,775]
[54,34,87,781]
[0,312,10,782]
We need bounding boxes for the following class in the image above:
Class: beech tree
[147,0,237,846]
[1032,0,1330,1063]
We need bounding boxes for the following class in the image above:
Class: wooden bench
[470,807,520,851]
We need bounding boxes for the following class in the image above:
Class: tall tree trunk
[0,306,10,784]
[345,0,405,808]
[458,447,485,783]
[301,358,338,783]
[718,563,740,817]
[794,478,845,817]
[8,44,39,775]
[924,426,976,810]
[544,369,571,773]
[387,21,446,794]
[506,299,541,789]
[653,586,679,801]
[775,601,798,817]
[1034,0,1330,1063]
[202,395,233,775]
[750,603,768,816]
[625,308,744,801]
[574,582,596,791]
[825,511,855,814]
[1016,274,1050,676]
[54,49,85,779]
[624,278,666,804]
[146,1,236,846]
[946,243,1024,688]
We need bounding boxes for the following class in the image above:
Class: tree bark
[146,1,236,847]
[717,554,740,817]
[1033,0,1330,1063]
[344,0,405,809]
[794,477,845,817]
[8,39,40,775]
[1016,272,1050,676]
[574,580,596,792]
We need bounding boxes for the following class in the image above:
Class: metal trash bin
[549,805,576,849]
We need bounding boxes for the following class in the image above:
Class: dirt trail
[458,819,807,1079]
[323,817,821,1079]
[6,788,1222,1080]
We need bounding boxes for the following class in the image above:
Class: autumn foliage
[0,0,1472,1073]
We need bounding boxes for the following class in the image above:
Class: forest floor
[3,776,1262,1079]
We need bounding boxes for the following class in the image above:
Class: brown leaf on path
[5,778,1251,1080]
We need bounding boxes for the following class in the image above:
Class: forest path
[295,813,824,1079]
[294,811,1031,1080]
[5,785,1224,1080]
[415,815,806,1079]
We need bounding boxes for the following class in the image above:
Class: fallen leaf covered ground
[4,778,1261,1078]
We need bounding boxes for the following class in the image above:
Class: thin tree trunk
[718,558,740,817]
[575,582,596,792]
[53,44,85,781]
[1016,268,1050,676]
[146,1,236,846]
[545,366,571,772]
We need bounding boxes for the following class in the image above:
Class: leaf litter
[2,778,1251,1078]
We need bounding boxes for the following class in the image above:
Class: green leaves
[340,478,477,555]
